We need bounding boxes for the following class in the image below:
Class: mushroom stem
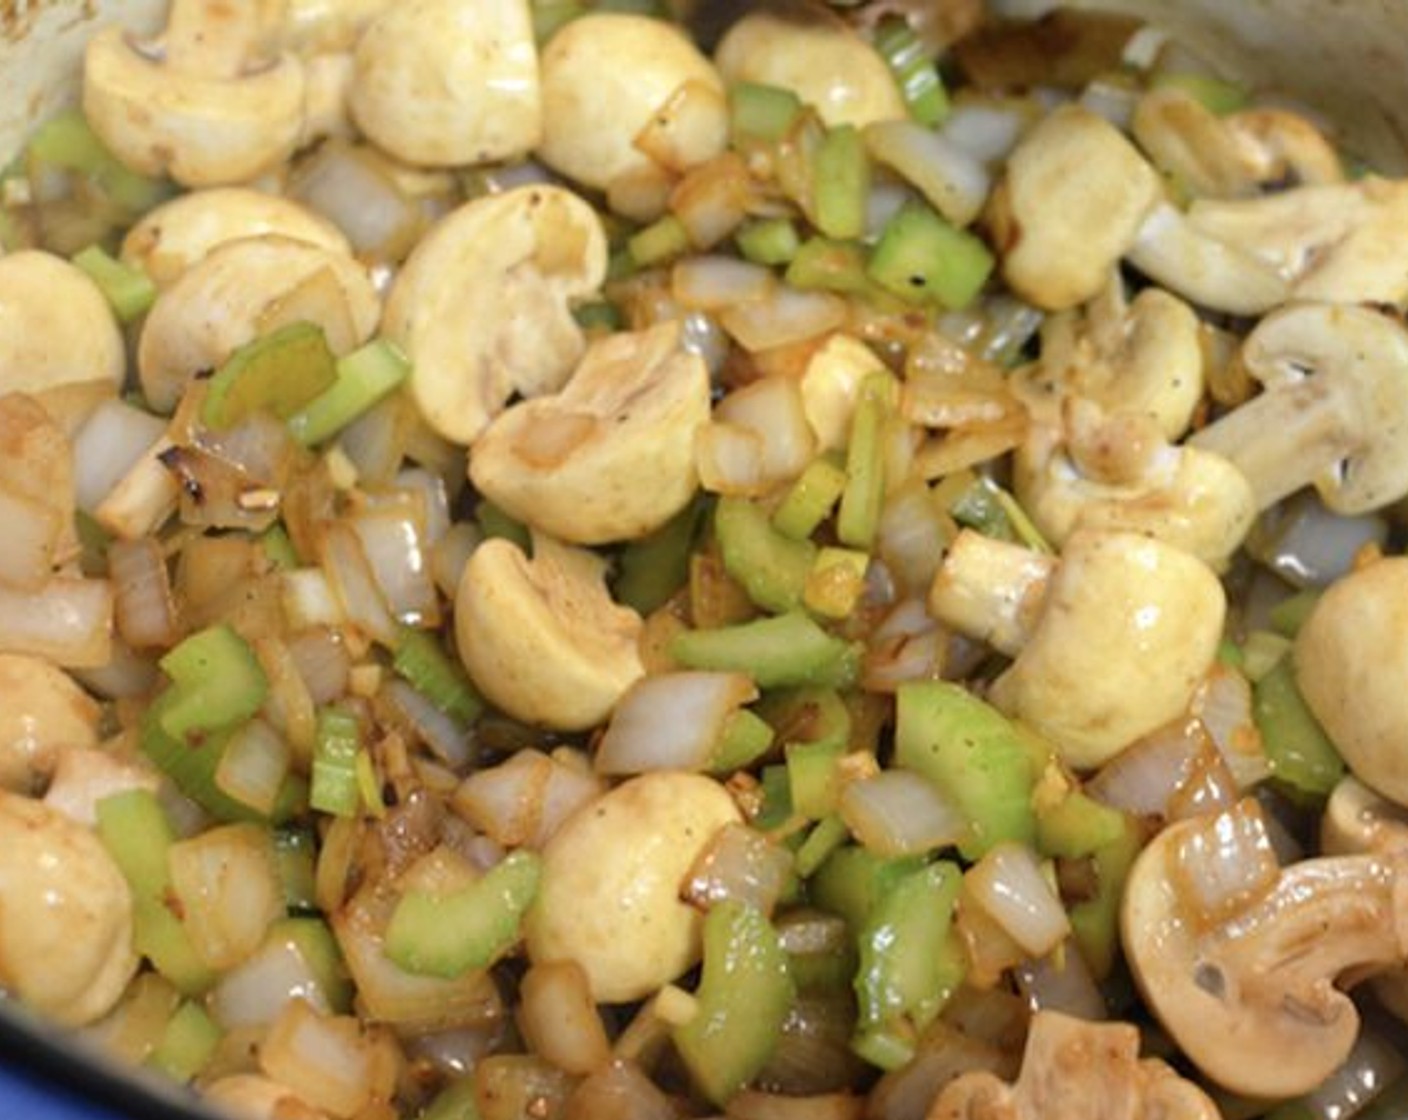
[927,530,1055,657]
[162,0,273,77]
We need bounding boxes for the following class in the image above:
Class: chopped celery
[813,125,870,241]
[730,81,804,145]
[773,454,848,540]
[476,499,532,551]
[670,612,862,690]
[258,523,300,571]
[787,738,846,820]
[715,496,817,614]
[1036,786,1128,859]
[202,321,338,431]
[141,693,265,824]
[628,214,691,267]
[393,628,484,727]
[710,708,776,773]
[894,681,1038,860]
[808,844,927,932]
[146,1001,221,1083]
[1151,72,1251,115]
[736,217,801,266]
[867,201,994,310]
[158,624,269,741]
[615,496,708,614]
[385,851,541,979]
[759,687,853,755]
[571,299,622,333]
[273,827,320,913]
[872,16,950,126]
[794,814,850,878]
[948,471,1018,542]
[71,244,156,322]
[784,237,872,294]
[837,372,898,550]
[854,861,963,1062]
[311,707,364,818]
[1254,656,1345,796]
[286,337,411,447]
[1268,588,1321,638]
[673,901,796,1105]
[25,108,168,214]
[753,764,797,833]
[803,546,870,619]
[1067,815,1141,980]
[420,1076,482,1120]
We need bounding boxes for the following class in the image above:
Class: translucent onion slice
[838,769,967,857]
[212,934,333,1030]
[430,522,481,601]
[672,255,777,311]
[347,507,438,628]
[962,842,1071,958]
[681,821,793,915]
[595,671,757,776]
[0,576,112,668]
[714,376,818,486]
[168,822,284,971]
[281,568,347,630]
[285,627,351,706]
[317,520,398,646]
[1169,799,1281,927]
[452,748,605,850]
[696,421,769,496]
[72,398,166,514]
[109,537,181,650]
[517,960,612,1077]
[1013,939,1107,1021]
[382,679,471,769]
[0,483,61,590]
[215,718,291,818]
[259,999,393,1119]
[864,119,992,228]
[720,288,849,353]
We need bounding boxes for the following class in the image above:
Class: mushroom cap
[537,13,726,192]
[1322,775,1408,856]
[384,185,608,447]
[0,654,100,794]
[349,0,542,168]
[454,534,644,732]
[989,529,1226,769]
[1121,801,1406,1097]
[121,188,351,290]
[469,322,711,545]
[0,251,125,395]
[137,234,380,413]
[714,0,906,129]
[82,26,305,188]
[991,104,1161,312]
[1295,557,1408,807]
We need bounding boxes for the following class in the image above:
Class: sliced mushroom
[930,528,1226,769]
[714,0,905,129]
[349,0,541,167]
[83,0,305,187]
[0,251,125,394]
[537,13,727,193]
[0,654,101,795]
[0,392,80,574]
[454,533,644,731]
[384,185,608,446]
[138,234,380,413]
[0,791,138,1027]
[1188,302,1408,515]
[988,105,1162,312]
[1294,556,1408,807]
[1122,798,1408,1098]
[121,188,351,290]
[469,321,710,545]
[930,1009,1221,1119]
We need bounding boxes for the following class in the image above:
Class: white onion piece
[1298,1023,1408,1120]
[383,679,471,769]
[569,1060,679,1120]
[430,522,481,601]
[216,718,291,818]
[963,842,1070,958]
[682,821,793,916]
[1087,721,1205,819]
[212,931,335,1029]
[1254,493,1388,590]
[696,421,768,496]
[108,537,180,650]
[452,748,605,850]
[317,521,399,646]
[868,1020,1011,1120]
[865,181,914,242]
[1190,664,1271,790]
[286,627,351,705]
[634,78,727,174]
[1121,23,1169,69]
[877,487,950,595]
[168,822,284,971]
[0,577,112,668]
[259,999,390,1119]
[596,671,757,776]
[671,151,753,249]
[672,255,777,311]
[714,376,818,486]
[95,436,179,540]
[1079,77,1139,130]
[43,741,159,828]
[73,640,160,700]
[862,627,946,694]
[289,140,421,261]
[1170,800,1280,926]
[940,101,1031,166]
[348,507,438,628]
[403,1025,501,1078]
[1013,940,1107,1022]
[720,288,849,352]
[282,568,347,630]
[72,399,166,514]
[255,636,317,760]
[195,410,296,487]
[864,120,992,228]
[0,484,61,590]
[839,770,967,857]
[396,468,451,545]
[517,960,613,1077]
[337,395,411,486]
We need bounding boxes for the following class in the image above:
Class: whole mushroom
[0,654,100,794]
[1122,797,1408,1098]
[0,251,125,395]
[469,321,711,545]
[929,528,1226,769]
[83,0,306,187]
[349,0,542,168]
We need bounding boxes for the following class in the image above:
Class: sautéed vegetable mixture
[3,0,1408,1117]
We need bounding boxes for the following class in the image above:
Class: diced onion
[286,627,351,705]
[0,484,61,590]
[940,101,1031,166]
[1013,941,1107,1021]
[259,999,393,1119]
[720,288,850,353]
[108,537,181,650]
[348,507,438,628]
[337,395,413,486]
[864,120,992,228]
[963,842,1071,958]
[867,1020,1012,1120]
[0,576,113,668]
[452,749,604,850]
[696,421,769,496]
[72,398,166,514]
[212,933,335,1030]
[727,1091,865,1120]
[876,491,952,596]
[168,823,284,971]
[215,718,291,818]
[681,821,793,915]
[567,1060,678,1120]
[1169,800,1280,926]
[382,679,471,769]
[282,567,347,630]
[672,255,777,311]
[839,769,967,857]
[73,640,160,700]
[671,152,755,249]
[289,140,423,261]
[1190,664,1271,789]
[318,520,399,646]
[596,671,757,776]
[517,961,612,1077]
[43,737,159,828]
[634,79,728,174]
[1087,720,1206,819]
[430,522,481,600]
[714,376,818,486]
[1297,1024,1408,1120]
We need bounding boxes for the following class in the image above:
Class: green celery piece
[787,738,846,820]
[753,764,796,833]
[773,454,848,540]
[393,628,484,727]
[1254,656,1345,796]
[673,901,796,1106]
[273,827,319,913]
[420,1077,483,1120]
[202,321,338,431]
[853,928,966,1070]
[1035,787,1129,860]
[476,499,532,551]
[872,16,950,126]
[1150,72,1251,116]
[158,624,268,740]
[715,496,817,614]
[26,109,169,214]
[311,706,363,818]
[258,523,300,571]
[867,200,994,310]
[758,687,852,755]
[794,814,850,879]
[730,81,804,145]
[854,861,963,1040]
[735,217,800,266]
[894,681,1038,860]
[784,237,872,294]
[140,693,267,824]
[837,372,897,550]
[385,851,542,979]
[71,244,156,323]
[813,125,870,241]
[275,917,354,1013]
[572,299,622,333]
[286,337,411,447]
[670,612,862,690]
[628,213,691,267]
[146,1001,221,1083]
[95,791,217,994]
[808,844,927,933]
[710,708,776,774]
[614,496,707,614]
[778,909,856,995]
[949,472,1018,542]
[803,546,871,619]
[1268,588,1321,638]
[1067,816,1141,980]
